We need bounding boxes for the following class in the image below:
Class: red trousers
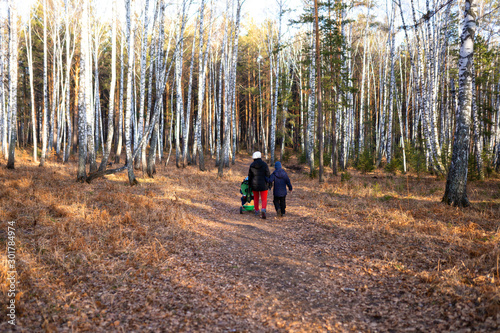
[252,190,268,211]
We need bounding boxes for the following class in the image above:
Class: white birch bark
[25,8,37,162]
[40,0,49,167]
[77,1,89,181]
[49,18,57,153]
[359,0,371,155]
[99,0,117,172]
[443,0,476,207]
[64,0,74,163]
[270,0,283,164]
[182,19,198,167]
[193,0,211,171]
[307,40,316,174]
[86,3,97,172]
[175,0,189,168]
[124,0,137,185]
[6,0,18,169]
[386,3,396,164]
[115,33,125,164]
[0,24,5,158]
[136,0,150,170]
[230,0,243,165]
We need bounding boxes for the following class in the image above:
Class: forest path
[157,156,442,332]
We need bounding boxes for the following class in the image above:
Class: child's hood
[273,168,288,179]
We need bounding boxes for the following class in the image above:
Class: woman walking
[248,151,270,219]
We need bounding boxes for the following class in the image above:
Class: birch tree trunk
[64,0,73,163]
[40,0,49,167]
[115,35,125,164]
[0,25,4,158]
[257,55,267,158]
[124,0,137,185]
[25,8,37,162]
[182,21,198,167]
[77,2,90,182]
[49,22,57,153]
[230,0,243,165]
[86,5,97,173]
[136,0,150,170]
[314,0,323,181]
[443,0,476,207]
[0,25,5,158]
[359,1,371,155]
[471,63,484,180]
[175,0,189,168]
[307,42,316,175]
[386,4,396,164]
[99,0,117,172]
[6,0,18,169]
[193,0,210,171]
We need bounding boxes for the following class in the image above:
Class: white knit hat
[252,151,261,159]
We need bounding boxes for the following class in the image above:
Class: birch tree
[6,0,18,169]
[125,0,137,185]
[443,0,477,207]
[40,0,49,167]
[25,6,37,162]
[136,0,150,170]
[77,1,90,182]
[98,0,117,172]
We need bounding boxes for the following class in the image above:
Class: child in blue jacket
[267,161,293,217]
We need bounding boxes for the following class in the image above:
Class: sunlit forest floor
[1,149,500,332]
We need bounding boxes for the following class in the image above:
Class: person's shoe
[261,209,266,219]
[277,211,282,217]
[254,210,260,216]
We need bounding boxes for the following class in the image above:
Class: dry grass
[0,149,499,332]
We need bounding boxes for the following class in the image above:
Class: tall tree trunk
[99,0,117,172]
[175,0,189,168]
[136,0,150,170]
[182,20,197,167]
[314,0,323,181]
[64,0,73,163]
[6,0,18,169]
[231,0,243,165]
[25,8,37,162]
[40,0,49,167]
[471,63,484,180]
[77,2,90,182]
[307,40,316,175]
[386,4,396,164]
[443,0,476,207]
[124,0,137,185]
[115,35,125,164]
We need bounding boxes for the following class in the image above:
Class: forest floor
[1,149,500,332]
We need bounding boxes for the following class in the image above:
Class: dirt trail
[144,157,485,332]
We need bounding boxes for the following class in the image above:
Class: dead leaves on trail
[0,150,499,332]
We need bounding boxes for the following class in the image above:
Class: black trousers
[273,196,286,214]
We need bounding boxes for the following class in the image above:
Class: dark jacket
[267,162,292,197]
[248,158,270,191]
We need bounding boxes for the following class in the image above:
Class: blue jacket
[267,162,292,197]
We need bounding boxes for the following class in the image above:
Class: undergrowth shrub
[341,171,352,182]
[283,150,292,163]
[299,151,307,164]
[356,149,375,174]
[406,141,427,175]
[385,158,401,175]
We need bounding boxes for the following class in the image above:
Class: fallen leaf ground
[1,150,500,332]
